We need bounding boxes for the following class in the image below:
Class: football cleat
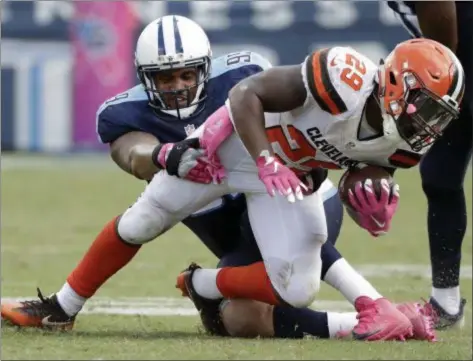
[429,297,466,330]
[176,263,229,336]
[397,301,437,342]
[352,296,413,341]
[1,288,75,330]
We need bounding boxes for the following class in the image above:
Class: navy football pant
[420,93,472,288]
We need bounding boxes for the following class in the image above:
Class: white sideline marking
[3,263,471,317]
[0,297,354,316]
[2,264,471,316]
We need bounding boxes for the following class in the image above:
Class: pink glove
[347,178,400,237]
[155,140,218,184]
[257,151,308,203]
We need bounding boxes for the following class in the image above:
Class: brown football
[338,165,394,209]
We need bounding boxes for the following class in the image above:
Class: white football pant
[117,126,328,308]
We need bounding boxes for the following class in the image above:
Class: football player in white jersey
[173,38,464,341]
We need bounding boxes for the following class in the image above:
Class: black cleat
[1,288,75,330]
[176,263,229,336]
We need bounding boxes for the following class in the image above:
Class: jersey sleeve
[96,105,137,144]
[95,86,148,144]
[301,46,377,116]
[388,145,425,169]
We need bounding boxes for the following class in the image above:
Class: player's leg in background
[421,102,472,319]
[420,31,472,321]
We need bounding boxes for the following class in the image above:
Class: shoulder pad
[96,85,147,116]
[301,46,377,115]
[95,85,148,144]
[210,51,272,79]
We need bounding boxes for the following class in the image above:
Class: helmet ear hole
[389,71,397,86]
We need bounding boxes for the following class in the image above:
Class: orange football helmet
[377,38,465,151]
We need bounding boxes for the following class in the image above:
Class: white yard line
[2,264,471,317]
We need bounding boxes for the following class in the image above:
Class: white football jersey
[264,46,426,174]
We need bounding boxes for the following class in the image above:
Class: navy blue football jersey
[95,51,271,259]
[96,51,271,145]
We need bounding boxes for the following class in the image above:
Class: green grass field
[1,154,472,360]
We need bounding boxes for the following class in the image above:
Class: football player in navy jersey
[388,1,472,329]
[1,15,434,341]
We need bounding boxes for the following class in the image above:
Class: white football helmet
[135,15,212,119]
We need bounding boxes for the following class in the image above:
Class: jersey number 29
[339,54,366,91]
[266,125,323,174]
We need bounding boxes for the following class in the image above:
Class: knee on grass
[266,254,323,308]
[275,273,320,308]
[220,299,274,338]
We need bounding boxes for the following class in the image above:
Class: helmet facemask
[377,68,460,151]
[396,85,458,151]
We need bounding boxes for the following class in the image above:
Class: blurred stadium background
[2,2,471,359]
[1,1,409,153]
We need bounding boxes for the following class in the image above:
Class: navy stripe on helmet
[156,19,166,55]
[173,16,184,54]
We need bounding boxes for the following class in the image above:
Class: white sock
[432,286,460,315]
[192,269,223,299]
[327,312,358,338]
[56,282,87,317]
[323,258,382,305]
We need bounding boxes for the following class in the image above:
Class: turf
[1,154,472,360]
